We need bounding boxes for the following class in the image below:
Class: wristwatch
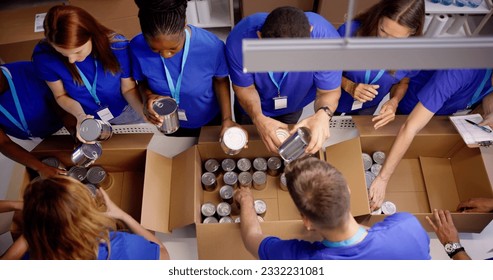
[317,106,333,120]
[444,242,465,258]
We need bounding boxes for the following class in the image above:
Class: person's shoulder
[191,25,224,44]
[110,34,129,49]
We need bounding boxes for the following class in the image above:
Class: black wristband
[317,106,333,120]
[448,247,465,258]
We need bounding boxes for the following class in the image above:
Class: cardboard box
[325,116,493,233]
[240,0,314,18]
[0,2,65,63]
[317,0,380,28]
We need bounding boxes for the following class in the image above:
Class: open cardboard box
[325,116,493,233]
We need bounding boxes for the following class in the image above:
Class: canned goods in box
[381,201,397,215]
[216,202,232,217]
[201,202,216,217]
[71,142,102,168]
[238,171,252,188]
[79,118,112,142]
[371,163,382,176]
[219,216,233,223]
[204,159,220,174]
[234,216,264,223]
[68,166,88,182]
[252,157,267,172]
[219,185,234,204]
[203,216,219,224]
[237,158,252,172]
[252,171,267,190]
[223,171,238,188]
[267,157,282,176]
[201,172,217,191]
[362,153,372,171]
[220,127,247,155]
[221,158,236,172]
[365,171,376,189]
[279,173,288,191]
[254,199,267,217]
[86,165,107,185]
[372,151,386,165]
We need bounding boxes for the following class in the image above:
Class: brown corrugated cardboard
[317,0,380,28]
[240,0,314,18]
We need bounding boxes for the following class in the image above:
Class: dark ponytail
[135,0,187,38]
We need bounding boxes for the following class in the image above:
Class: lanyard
[160,28,191,106]
[322,226,367,248]
[467,69,493,109]
[76,59,101,106]
[268,71,288,97]
[364,69,385,85]
[0,67,31,136]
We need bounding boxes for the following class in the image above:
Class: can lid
[370,163,382,176]
[201,202,216,217]
[216,202,232,216]
[81,143,102,159]
[68,166,88,181]
[362,153,373,170]
[237,158,252,172]
[275,128,290,143]
[238,171,252,185]
[153,98,177,116]
[365,171,376,189]
[80,118,102,142]
[267,157,282,170]
[201,172,216,185]
[219,216,233,223]
[86,166,107,184]
[372,151,386,165]
[203,216,219,224]
[219,185,234,199]
[222,127,247,150]
[223,171,238,185]
[381,201,396,215]
[254,199,267,215]
[204,159,220,173]
[253,171,267,184]
[253,157,267,171]
[221,158,236,172]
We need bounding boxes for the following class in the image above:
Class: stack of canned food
[361,151,385,189]
[201,199,267,224]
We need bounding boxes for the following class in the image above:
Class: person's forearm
[214,77,233,122]
[482,92,493,116]
[389,78,409,104]
[0,235,27,260]
[0,200,22,212]
[233,84,264,123]
[0,132,48,174]
[119,212,164,248]
[55,94,86,121]
[314,87,341,114]
[122,86,146,120]
[239,199,263,258]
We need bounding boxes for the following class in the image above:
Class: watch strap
[317,106,333,120]
[447,246,465,258]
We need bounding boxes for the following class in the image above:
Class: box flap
[420,157,460,211]
[325,137,369,216]
[169,146,200,230]
[141,150,173,233]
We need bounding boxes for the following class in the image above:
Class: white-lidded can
[267,156,282,176]
[223,171,238,188]
[203,216,219,224]
[221,158,236,172]
[365,171,376,189]
[238,171,253,188]
[201,172,217,191]
[371,163,382,176]
[221,127,248,155]
[204,158,220,175]
[237,158,252,172]
[219,216,233,223]
[252,171,267,190]
[275,128,290,144]
[201,202,216,217]
[252,157,267,172]
[381,201,397,215]
[254,199,267,217]
[362,153,373,171]
[216,202,232,217]
[372,151,386,165]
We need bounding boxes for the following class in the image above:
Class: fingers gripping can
[221,127,247,155]
[79,118,113,142]
[278,127,311,163]
[153,98,180,134]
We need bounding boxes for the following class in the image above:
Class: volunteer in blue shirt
[131,0,239,137]
[226,6,342,154]
[32,5,146,143]
[0,61,69,178]
[369,68,493,211]
[337,0,424,129]
[234,157,431,260]
[22,176,170,260]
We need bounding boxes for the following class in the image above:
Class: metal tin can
[86,165,107,184]
[79,118,113,142]
[381,201,397,215]
[365,171,376,189]
[362,153,373,171]
[216,202,232,217]
[68,166,88,182]
[221,158,236,173]
[371,208,383,215]
[276,128,290,144]
[219,185,234,204]
[219,216,233,223]
[254,199,267,217]
[252,157,267,172]
[204,159,220,175]
[238,171,252,188]
[371,163,382,176]
[236,158,252,173]
[41,157,66,170]
[203,216,219,224]
[234,216,241,223]
[84,183,98,197]
[220,127,247,155]
[278,127,311,163]
[233,216,264,223]
[252,171,267,190]
[372,151,386,165]
[153,97,179,134]
[201,202,216,217]
[279,172,288,191]
[267,157,282,176]
[201,172,217,191]
[71,142,103,167]
[223,171,238,188]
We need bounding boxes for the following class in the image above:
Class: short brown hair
[285,157,350,229]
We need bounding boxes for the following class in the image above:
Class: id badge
[351,100,363,111]
[97,107,114,123]
[273,96,288,110]
[453,109,472,116]
[178,109,188,121]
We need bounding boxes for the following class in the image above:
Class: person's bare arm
[234,187,265,259]
[0,235,28,260]
[479,92,493,127]
[373,78,410,129]
[120,77,146,121]
[213,76,243,138]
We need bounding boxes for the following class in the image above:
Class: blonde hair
[22,176,115,259]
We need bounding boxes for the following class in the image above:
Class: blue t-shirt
[398,69,493,115]
[336,21,419,113]
[0,61,63,139]
[98,231,160,260]
[32,35,130,120]
[130,25,228,128]
[259,212,430,260]
[226,12,342,117]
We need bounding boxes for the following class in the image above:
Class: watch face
[444,243,454,253]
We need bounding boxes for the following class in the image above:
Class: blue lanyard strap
[160,28,191,106]
[467,69,493,109]
[0,67,31,136]
[322,226,367,248]
[364,69,385,85]
[76,59,101,106]
[268,71,288,97]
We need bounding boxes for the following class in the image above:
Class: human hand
[253,115,288,153]
[219,119,248,144]
[234,186,254,208]
[38,164,67,179]
[372,99,398,129]
[368,175,388,211]
[143,94,167,126]
[426,209,459,246]
[75,114,95,144]
[99,188,125,220]
[352,83,380,103]
[457,197,493,213]
[292,110,330,155]
[478,113,493,128]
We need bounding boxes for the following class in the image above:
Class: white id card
[178,109,188,121]
[97,107,114,123]
[351,100,363,111]
[453,109,472,116]
[273,96,288,110]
